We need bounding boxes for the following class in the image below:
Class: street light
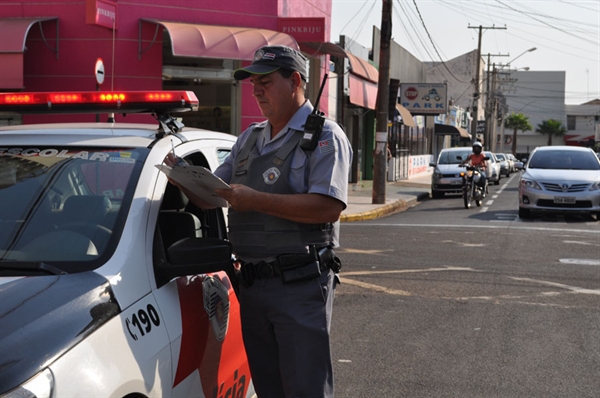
[504,47,537,69]
[487,48,536,151]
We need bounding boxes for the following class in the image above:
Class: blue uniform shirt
[214,100,353,247]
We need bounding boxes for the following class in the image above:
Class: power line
[409,0,469,83]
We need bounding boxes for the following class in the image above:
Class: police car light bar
[0,91,199,114]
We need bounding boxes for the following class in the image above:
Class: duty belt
[238,245,341,286]
[246,260,282,279]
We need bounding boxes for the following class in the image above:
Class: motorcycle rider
[460,141,488,194]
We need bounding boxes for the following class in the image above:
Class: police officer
[167,45,352,397]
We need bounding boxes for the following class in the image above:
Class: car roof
[0,122,235,148]
[532,145,594,153]
[440,147,471,152]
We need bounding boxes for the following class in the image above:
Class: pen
[171,139,188,167]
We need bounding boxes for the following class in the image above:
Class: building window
[567,115,576,130]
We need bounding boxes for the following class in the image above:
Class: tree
[504,112,533,156]
[536,119,567,146]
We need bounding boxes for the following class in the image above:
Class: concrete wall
[371,27,427,85]
[499,71,566,154]
[424,50,480,113]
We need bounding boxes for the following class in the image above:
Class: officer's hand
[216,184,257,212]
[164,153,176,167]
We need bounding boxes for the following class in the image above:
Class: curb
[340,192,429,222]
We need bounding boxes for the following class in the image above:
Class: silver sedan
[518,146,600,219]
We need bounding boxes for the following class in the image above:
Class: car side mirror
[157,237,233,280]
[429,162,436,167]
[514,161,524,170]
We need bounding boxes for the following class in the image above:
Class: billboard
[399,83,447,115]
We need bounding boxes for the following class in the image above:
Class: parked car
[0,91,256,397]
[483,151,501,185]
[429,147,473,198]
[518,145,600,219]
[494,153,511,177]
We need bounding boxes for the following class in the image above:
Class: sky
[330,0,599,105]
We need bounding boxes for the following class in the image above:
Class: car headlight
[0,369,54,398]
[589,181,600,191]
[520,178,542,190]
[433,170,442,179]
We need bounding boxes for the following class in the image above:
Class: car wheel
[519,207,530,219]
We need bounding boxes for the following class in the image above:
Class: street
[331,175,600,397]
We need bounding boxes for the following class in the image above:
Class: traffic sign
[95,58,105,85]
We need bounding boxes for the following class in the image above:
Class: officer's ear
[290,71,303,91]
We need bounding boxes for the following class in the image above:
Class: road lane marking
[562,240,598,246]
[341,267,477,276]
[509,277,600,295]
[559,258,600,266]
[351,223,600,234]
[340,278,411,295]
[339,248,393,255]
[340,267,478,296]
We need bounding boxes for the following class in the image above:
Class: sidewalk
[340,173,431,222]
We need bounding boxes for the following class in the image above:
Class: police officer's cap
[233,45,308,81]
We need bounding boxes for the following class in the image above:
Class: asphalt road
[331,175,600,398]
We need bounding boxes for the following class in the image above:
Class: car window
[496,154,506,161]
[0,146,148,268]
[438,150,470,164]
[217,148,231,165]
[484,152,496,162]
[529,150,600,170]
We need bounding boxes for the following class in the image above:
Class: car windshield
[484,152,496,162]
[496,154,506,161]
[438,150,471,164]
[0,146,148,271]
[528,150,600,170]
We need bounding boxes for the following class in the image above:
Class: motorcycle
[459,164,488,209]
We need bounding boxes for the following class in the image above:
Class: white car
[0,91,256,397]
[518,146,600,219]
[483,151,501,185]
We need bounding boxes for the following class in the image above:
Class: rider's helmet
[472,141,483,155]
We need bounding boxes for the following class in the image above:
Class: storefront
[0,0,335,134]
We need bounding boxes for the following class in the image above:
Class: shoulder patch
[318,139,335,155]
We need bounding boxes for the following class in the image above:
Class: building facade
[0,0,337,134]
[565,99,600,148]
[497,70,566,155]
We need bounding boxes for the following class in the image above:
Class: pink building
[0,0,336,132]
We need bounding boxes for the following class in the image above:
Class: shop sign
[399,83,447,115]
[278,18,325,42]
[86,0,117,30]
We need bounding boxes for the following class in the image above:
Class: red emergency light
[0,91,198,114]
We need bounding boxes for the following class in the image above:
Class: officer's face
[249,71,296,120]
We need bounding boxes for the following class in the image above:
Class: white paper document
[156,164,231,208]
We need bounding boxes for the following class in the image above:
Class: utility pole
[372,0,392,204]
[468,25,506,147]
[484,53,509,151]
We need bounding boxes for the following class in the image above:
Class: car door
[149,139,252,398]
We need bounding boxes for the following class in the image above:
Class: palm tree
[505,113,533,156]
[536,119,567,146]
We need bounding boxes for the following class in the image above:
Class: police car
[0,91,255,398]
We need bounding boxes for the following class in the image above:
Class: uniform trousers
[238,267,336,398]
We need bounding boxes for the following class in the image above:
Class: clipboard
[156,164,231,208]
